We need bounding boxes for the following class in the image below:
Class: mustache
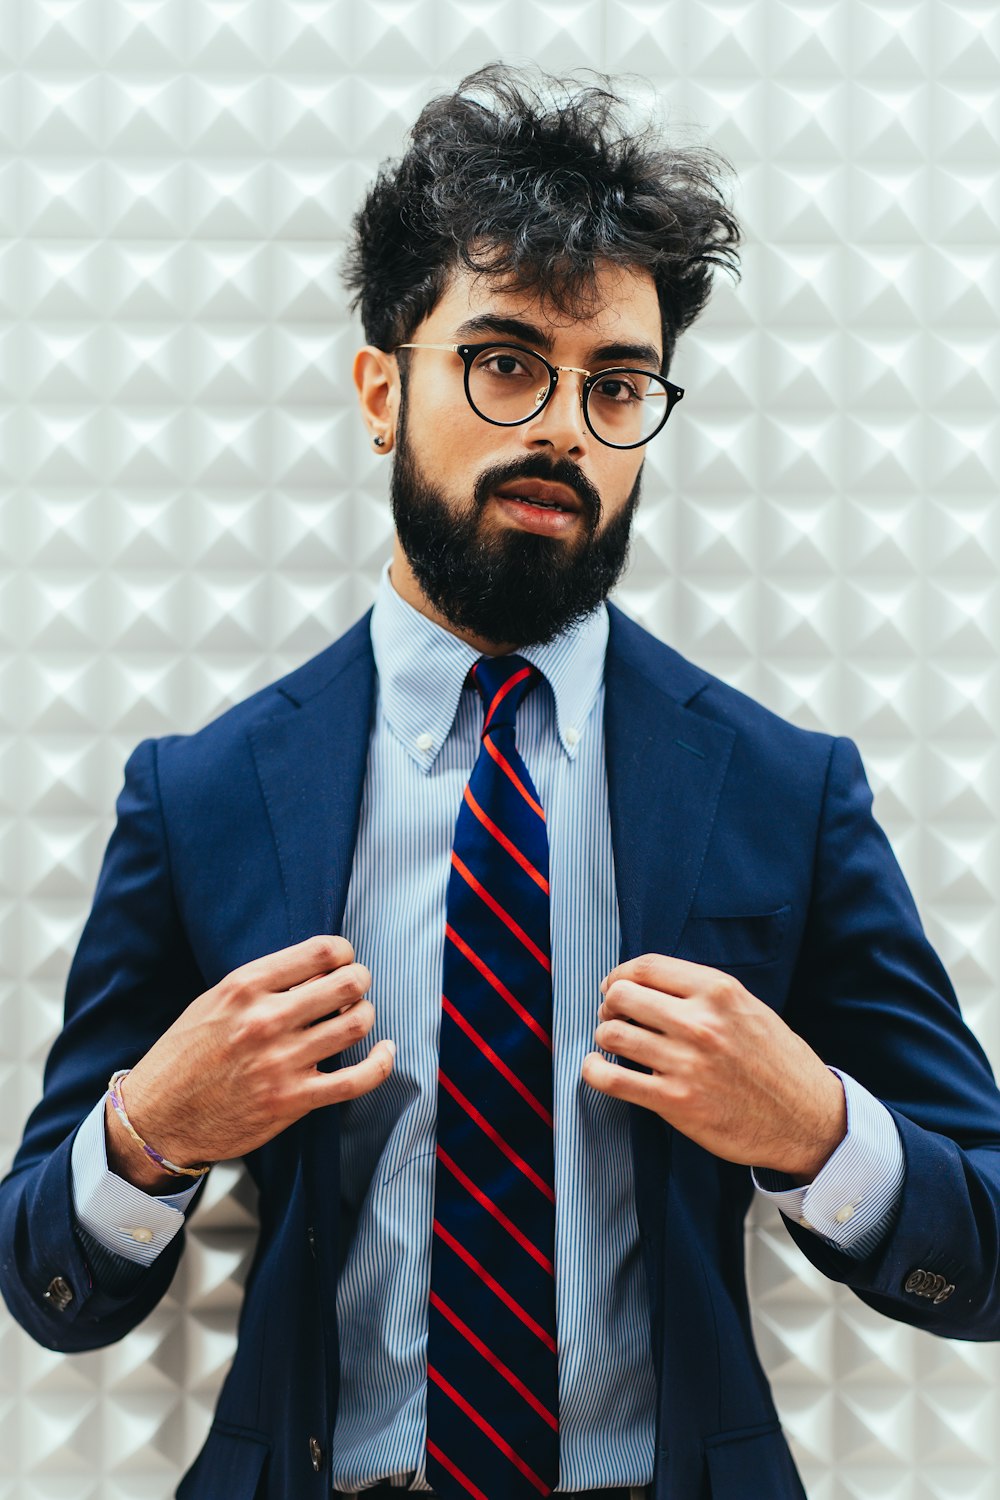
[472,456,602,522]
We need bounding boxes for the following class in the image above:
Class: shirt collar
[369,557,609,771]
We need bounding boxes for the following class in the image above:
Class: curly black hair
[341,62,742,378]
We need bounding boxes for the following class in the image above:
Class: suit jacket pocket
[676,904,790,970]
[703,1421,806,1499]
[176,1422,270,1500]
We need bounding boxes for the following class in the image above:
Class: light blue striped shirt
[70,557,905,1489]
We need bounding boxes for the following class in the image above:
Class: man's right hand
[103,935,393,1192]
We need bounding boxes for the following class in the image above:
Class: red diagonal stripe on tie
[427,1364,552,1495]
[426,1440,489,1500]
[437,1145,554,1272]
[433,1219,558,1352]
[464,786,549,894]
[483,734,546,821]
[442,994,553,1126]
[439,1069,555,1203]
[451,852,551,971]
[445,924,552,1049]
[430,1291,559,1430]
[476,662,535,732]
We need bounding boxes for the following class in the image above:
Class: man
[2,61,1000,1500]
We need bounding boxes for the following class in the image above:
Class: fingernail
[600,978,609,994]
[386,1039,396,1057]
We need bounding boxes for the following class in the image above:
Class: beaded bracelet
[107,1069,212,1178]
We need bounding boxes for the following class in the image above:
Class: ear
[353,346,399,454]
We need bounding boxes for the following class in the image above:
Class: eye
[592,374,641,404]
[475,349,536,379]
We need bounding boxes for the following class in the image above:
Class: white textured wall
[1,4,998,1497]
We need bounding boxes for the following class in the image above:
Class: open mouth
[493,493,580,532]
[493,481,583,517]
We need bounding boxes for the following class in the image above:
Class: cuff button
[904,1268,956,1302]
[43,1276,73,1312]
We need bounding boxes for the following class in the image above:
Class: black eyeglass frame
[393,341,685,450]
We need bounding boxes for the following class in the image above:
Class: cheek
[599,458,642,511]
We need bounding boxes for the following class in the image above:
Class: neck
[388,536,518,657]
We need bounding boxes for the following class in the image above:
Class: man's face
[387,259,664,648]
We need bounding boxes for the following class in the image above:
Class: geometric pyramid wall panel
[1,3,998,1496]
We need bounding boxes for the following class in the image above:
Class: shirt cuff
[750,1066,906,1257]
[70,1093,202,1265]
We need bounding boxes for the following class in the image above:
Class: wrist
[776,1072,848,1185]
[103,1092,181,1194]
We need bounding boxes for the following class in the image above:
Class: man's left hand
[581,953,847,1184]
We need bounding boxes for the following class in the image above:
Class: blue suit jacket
[3,602,1000,1500]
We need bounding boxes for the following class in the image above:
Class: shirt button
[565,726,579,746]
[798,1216,813,1229]
[834,1204,856,1224]
[127,1227,154,1243]
[415,732,433,752]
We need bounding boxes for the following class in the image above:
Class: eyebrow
[452,314,663,372]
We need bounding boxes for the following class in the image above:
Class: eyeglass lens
[466,346,670,445]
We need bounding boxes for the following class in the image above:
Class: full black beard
[388,405,643,648]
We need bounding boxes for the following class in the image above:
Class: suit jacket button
[306,1226,317,1260]
[904,1269,930,1295]
[309,1435,323,1472]
[934,1282,956,1304]
[43,1276,73,1312]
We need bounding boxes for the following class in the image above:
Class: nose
[521,371,590,458]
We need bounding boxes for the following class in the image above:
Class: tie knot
[471,653,540,738]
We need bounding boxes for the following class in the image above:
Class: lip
[493,494,580,536]
[494,480,582,513]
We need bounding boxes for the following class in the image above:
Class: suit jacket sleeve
[781,733,1000,1338]
[0,736,209,1350]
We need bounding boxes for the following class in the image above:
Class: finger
[581,1051,661,1109]
[294,999,376,1064]
[243,934,356,994]
[599,978,679,1034]
[602,952,718,999]
[304,1038,396,1106]
[284,963,372,1026]
[593,1014,665,1070]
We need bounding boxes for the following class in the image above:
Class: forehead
[424,258,662,355]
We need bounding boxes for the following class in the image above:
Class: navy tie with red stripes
[426,652,559,1500]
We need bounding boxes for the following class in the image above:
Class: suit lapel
[604,602,736,961]
[247,614,377,1352]
[604,602,736,1383]
[248,622,376,948]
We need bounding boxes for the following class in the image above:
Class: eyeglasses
[393,341,684,449]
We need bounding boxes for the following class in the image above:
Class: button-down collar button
[834,1204,856,1224]
[127,1227,154,1243]
[308,1435,323,1472]
[798,1216,813,1230]
[415,732,433,752]
[43,1275,73,1311]
[565,725,580,746]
